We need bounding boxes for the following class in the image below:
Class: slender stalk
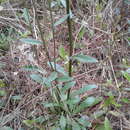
[48,0,56,71]
[66,0,73,77]
[31,0,53,70]
[66,0,73,99]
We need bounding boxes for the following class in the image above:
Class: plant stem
[66,0,73,77]
[66,0,73,98]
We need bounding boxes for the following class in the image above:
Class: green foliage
[26,64,102,129]
[54,14,69,27]
[0,126,13,130]
[124,0,130,5]
[122,70,130,82]
[104,117,112,130]
[0,80,6,88]
[0,27,14,51]
[103,92,121,108]
[20,38,43,45]
[72,54,98,63]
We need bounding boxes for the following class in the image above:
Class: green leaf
[72,124,81,130]
[72,54,98,63]
[57,76,73,82]
[22,8,30,24]
[77,117,91,127]
[23,65,47,74]
[93,110,106,119]
[75,97,96,113]
[11,95,22,100]
[0,90,6,96]
[121,98,130,103]
[48,62,68,75]
[104,117,112,130]
[95,124,105,130]
[0,80,6,88]
[60,115,66,128]
[23,120,35,127]
[72,84,98,96]
[60,93,68,101]
[42,102,60,108]
[20,38,43,45]
[78,27,86,40]
[30,74,46,84]
[35,116,46,123]
[123,87,130,91]
[62,81,76,91]
[59,46,68,59]
[122,71,130,82]
[66,96,80,105]
[54,14,69,27]
[124,0,130,5]
[48,72,58,82]
[127,37,130,45]
[0,126,13,130]
[0,62,5,68]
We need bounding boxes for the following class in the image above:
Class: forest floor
[0,0,130,130]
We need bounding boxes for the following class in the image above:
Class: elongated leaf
[72,84,98,96]
[95,125,105,130]
[0,126,13,130]
[48,62,68,75]
[22,8,30,24]
[75,97,96,113]
[42,102,59,108]
[30,74,46,84]
[57,75,73,82]
[60,115,66,128]
[11,95,22,100]
[0,62,6,68]
[72,54,98,63]
[77,117,91,127]
[54,14,69,27]
[59,46,68,59]
[34,116,45,123]
[48,72,58,82]
[23,65,47,74]
[62,81,76,91]
[60,93,68,101]
[104,117,112,130]
[124,0,130,5]
[20,38,43,45]
[23,120,35,127]
[66,96,80,105]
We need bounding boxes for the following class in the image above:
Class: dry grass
[0,0,130,129]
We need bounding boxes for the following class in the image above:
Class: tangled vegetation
[0,0,130,130]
